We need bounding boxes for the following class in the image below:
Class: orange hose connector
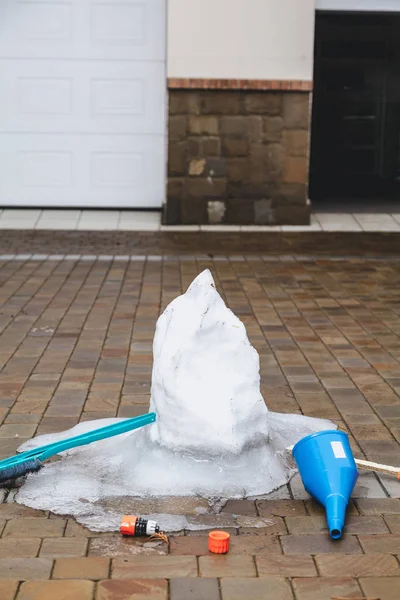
[120,515,159,537]
[120,515,138,536]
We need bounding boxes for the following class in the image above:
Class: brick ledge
[168,78,312,92]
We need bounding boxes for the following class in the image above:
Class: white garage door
[0,0,166,208]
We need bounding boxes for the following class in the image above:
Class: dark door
[309,12,400,202]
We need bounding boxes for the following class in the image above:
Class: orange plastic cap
[120,515,137,536]
[208,530,230,554]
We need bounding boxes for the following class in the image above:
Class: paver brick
[0,424,37,438]
[359,576,400,600]
[238,516,286,536]
[199,555,256,578]
[17,580,94,600]
[170,578,220,600]
[356,498,400,515]
[0,538,40,558]
[185,514,237,531]
[222,500,257,516]
[40,537,88,557]
[3,519,66,538]
[0,580,19,600]
[97,579,168,600]
[89,536,167,557]
[292,577,362,600]
[285,515,327,534]
[281,533,362,554]
[53,557,110,580]
[315,553,400,577]
[358,534,400,554]
[221,577,293,600]
[343,515,390,534]
[256,499,307,518]
[0,505,47,519]
[256,554,317,577]
[112,556,198,579]
[230,534,282,554]
[169,536,208,556]
[0,558,52,579]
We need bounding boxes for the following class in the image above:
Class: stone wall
[164,90,311,225]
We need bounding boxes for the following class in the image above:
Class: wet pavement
[0,253,399,599]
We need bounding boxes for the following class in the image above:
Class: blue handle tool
[0,412,156,483]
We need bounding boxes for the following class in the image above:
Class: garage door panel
[0,134,165,208]
[0,0,166,61]
[0,0,166,207]
[0,60,166,134]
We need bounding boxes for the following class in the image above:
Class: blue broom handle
[0,413,156,468]
[40,412,156,460]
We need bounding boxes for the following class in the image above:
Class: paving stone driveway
[0,254,400,599]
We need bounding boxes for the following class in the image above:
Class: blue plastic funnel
[292,430,358,540]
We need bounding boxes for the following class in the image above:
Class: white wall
[317,0,400,10]
[167,0,315,81]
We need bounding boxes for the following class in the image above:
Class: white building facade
[0,1,397,224]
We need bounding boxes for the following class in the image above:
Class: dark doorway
[309,11,400,207]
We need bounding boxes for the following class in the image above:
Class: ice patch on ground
[16,270,335,531]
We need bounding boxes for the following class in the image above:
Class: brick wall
[164,89,312,225]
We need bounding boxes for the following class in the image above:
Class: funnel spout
[325,494,347,539]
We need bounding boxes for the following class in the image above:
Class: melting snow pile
[16,270,334,531]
